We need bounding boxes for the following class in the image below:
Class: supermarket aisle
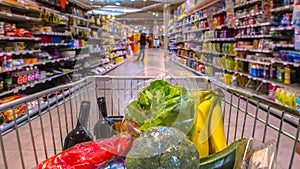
[108,48,194,76]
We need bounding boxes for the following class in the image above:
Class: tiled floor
[0,48,299,169]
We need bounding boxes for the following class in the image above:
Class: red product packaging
[37,136,132,169]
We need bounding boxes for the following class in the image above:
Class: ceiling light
[156,13,158,17]
[152,12,155,15]
[144,0,147,1]
[130,0,135,1]
[115,2,120,5]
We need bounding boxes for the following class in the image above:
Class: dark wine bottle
[94,97,114,140]
[63,100,93,150]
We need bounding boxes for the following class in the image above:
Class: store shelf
[235,34,288,39]
[0,1,40,13]
[70,46,89,50]
[90,25,102,29]
[234,0,261,9]
[201,51,236,57]
[236,11,263,19]
[110,48,126,52]
[40,43,71,47]
[203,37,236,42]
[66,14,89,22]
[272,43,294,48]
[0,89,73,133]
[178,55,196,60]
[70,25,90,30]
[271,60,300,67]
[215,24,228,30]
[235,58,272,65]
[183,40,203,43]
[236,22,277,29]
[0,36,40,41]
[213,9,226,16]
[0,11,41,22]
[271,4,293,13]
[170,30,183,35]
[270,26,295,31]
[33,32,71,36]
[171,59,204,76]
[0,70,75,97]
[0,50,41,56]
[74,54,90,61]
[235,48,273,53]
[96,60,127,75]
[111,54,126,60]
[1,57,77,74]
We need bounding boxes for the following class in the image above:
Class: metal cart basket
[0,76,299,169]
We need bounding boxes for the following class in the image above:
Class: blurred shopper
[137,32,146,61]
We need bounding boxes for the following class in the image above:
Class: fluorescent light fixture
[156,13,158,17]
[115,2,120,5]
[130,0,135,1]
[152,12,155,15]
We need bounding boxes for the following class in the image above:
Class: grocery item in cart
[94,96,115,139]
[37,136,132,169]
[199,138,247,169]
[125,127,200,169]
[125,80,198,137]
[63,100,93,150]
[191,89,227,158]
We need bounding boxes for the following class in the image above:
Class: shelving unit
[169,0,300,112]
[0,0,132,128]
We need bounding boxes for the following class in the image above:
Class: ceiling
[86,0,184,31]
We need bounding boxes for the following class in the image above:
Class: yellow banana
[191,95,212,158]
[208,95,227,154]
[192,90,212,104]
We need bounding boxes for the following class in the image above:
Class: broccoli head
[125,127,200,169]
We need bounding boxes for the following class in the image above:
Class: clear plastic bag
[234,138,277,169]
[125,126,200,169]
[119,72,200,137]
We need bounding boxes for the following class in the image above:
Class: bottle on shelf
[284,65,291,84]
[63,100,93,150]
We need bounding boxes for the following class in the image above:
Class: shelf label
[6,13,12,17]
[22,86,26,91]
[25,17,30,20]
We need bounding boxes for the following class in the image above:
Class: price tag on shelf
[13,89,19,93]
[22,86,26,91]
[283,62,288,65]
[8,37,14,40]
[7,52,12,56]
[29,51,33,54]
[262,80,267,83]
[25,17,30,20]
[6,13,12,17]
[30,84,35,88]
[41,80,46,83]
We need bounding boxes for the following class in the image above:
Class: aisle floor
[0,48,299,169]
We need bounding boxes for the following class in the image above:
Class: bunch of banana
[191,89,227,158]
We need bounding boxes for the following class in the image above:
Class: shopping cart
[0,76,299,169]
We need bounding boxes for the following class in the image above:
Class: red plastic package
[38,136,132,169]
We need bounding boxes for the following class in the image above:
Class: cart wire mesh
[0,76,299,169]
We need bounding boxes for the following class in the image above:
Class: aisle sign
[225,0,235,28]
[293,1,300,50]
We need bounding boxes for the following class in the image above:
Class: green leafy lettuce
[125,80,197,136]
